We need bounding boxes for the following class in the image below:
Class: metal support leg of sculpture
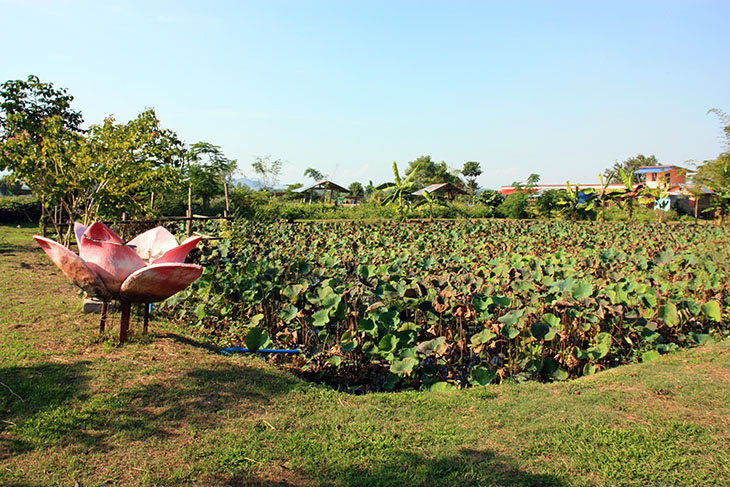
[143,303,149,335]
[120,301,131,343]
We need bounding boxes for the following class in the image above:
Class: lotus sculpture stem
[34,222,203,343]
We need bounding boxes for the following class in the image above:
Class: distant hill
[231,177,264,190]
[231,177,287,191]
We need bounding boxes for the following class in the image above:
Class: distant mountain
[230,177,287,191]
[231,177,264,190]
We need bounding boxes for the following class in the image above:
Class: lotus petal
[73,222,87,249]
[127,226,179,263]
[153,236,201,264]
[83,221,124,244]
[33,236,109,298]
[120,263,203,302]
[80,237,146,294]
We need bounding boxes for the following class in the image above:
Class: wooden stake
[120,301,131,343]
[100,301,108,332]
[224,182,229,217]
[143,303,149,335]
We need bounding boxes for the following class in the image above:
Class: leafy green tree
[348,181,364,197]
[604,154,657,184]
[498,174,540,219]
[304,167,325,181]
[404,155,463,189]
[0,75,85,241]
[535,189,564,218]
[186,142,237,213]
[461,161,482,195]
[364,180,375,196]
[252,155,283,190]
[477,189,504,210]
[81,110,186,221]
[693,109,730,225]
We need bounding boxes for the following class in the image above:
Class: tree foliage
[348,181,364,197]
[304,167,325,181]
[187,142,237,212]
[461,160,482,194]
[604,154,657,184]
[693,109,730,224]
[404,155,462,189]
[252,155,283,190]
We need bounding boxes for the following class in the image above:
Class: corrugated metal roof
[412,183,450,196]
[634,166,674,174]
[293,180,350,193]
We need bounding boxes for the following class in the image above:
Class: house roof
[293,180,350,194]
[412,182,467,196]
[634,165,689,174]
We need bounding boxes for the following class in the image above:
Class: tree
[252,156,283,190]
[364,180,375,196]
[498,174,540,219]
[0,75,83,143]
[693,109,730,225]
[404,155,463,189]
[477,189,504,209]
[186,142,237,213]
[348,181,364,197]
[603,154,657,184]
[80,110,186,222]
[304,167,325,181]
[461,161,482,195]
[0,75,85,242]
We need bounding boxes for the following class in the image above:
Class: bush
[0,196,41,223]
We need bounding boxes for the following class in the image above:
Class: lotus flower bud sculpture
[34,222,203,342]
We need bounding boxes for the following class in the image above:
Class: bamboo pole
[187,183,193,236]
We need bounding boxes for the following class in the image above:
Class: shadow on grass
[0,361,92,459]
[0,358,300,459]
[337,448,567,487]
[0,241,40,256]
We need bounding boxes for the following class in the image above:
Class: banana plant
[558,182,595,221]
[640,178,671,221]
[376,161,418,220]
[614,168,643,222]
[594,172,613,221]
[413,188,448,221]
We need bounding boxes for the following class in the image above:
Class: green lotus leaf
[390,357,419,376]
[429,382,456,392]
[657,303,679,327]
[279,304,298,324]
[468,366,496,386]
[245,327,271,352]
[701,301,721,322]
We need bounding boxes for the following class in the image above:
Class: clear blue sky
[2,0,729,189]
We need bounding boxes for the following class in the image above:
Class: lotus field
[167,220,730,391]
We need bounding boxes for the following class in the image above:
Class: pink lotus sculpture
[34,222,203,342]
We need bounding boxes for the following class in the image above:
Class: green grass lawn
[1,223,728,486]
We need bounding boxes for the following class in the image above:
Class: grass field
[1,223,729,486]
